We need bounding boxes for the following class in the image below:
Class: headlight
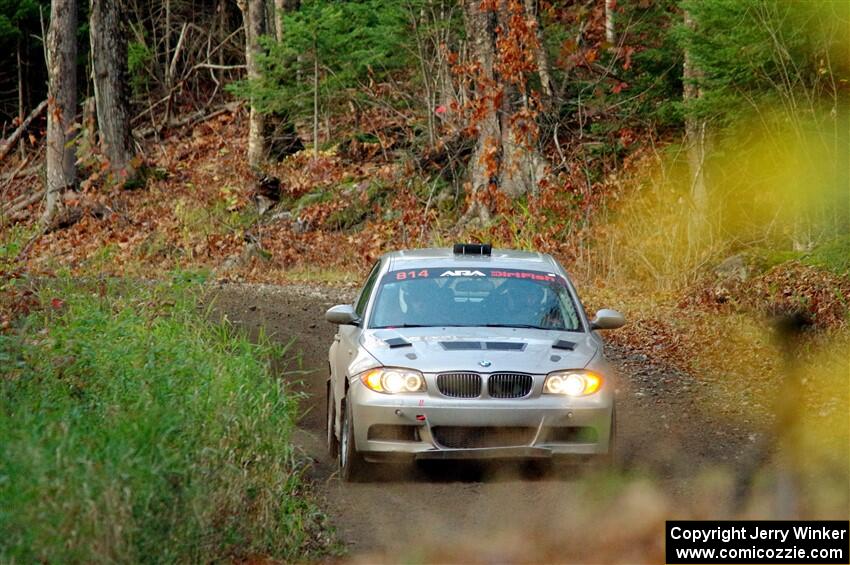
[360,368,426,394]
[543,370,602,396]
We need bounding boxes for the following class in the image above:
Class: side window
[354,261,381,319]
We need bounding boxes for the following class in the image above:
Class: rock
[714,254,749,281]
[218,242,266,272]
[268,210,293,223]
[293,216,313,233]
[251,175,281,215]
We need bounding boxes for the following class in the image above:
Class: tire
[326,381,339,459]
[552,407,617,471]
[600,406,618,468]
[339,391,369,482]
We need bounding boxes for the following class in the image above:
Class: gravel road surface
[209,282,756,563]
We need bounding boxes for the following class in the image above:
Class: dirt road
[210,283,756,563]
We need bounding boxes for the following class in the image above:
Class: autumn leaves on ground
[2,0,850,562]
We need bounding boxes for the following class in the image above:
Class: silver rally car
[325,244,625,481]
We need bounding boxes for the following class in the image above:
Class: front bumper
[349,379,614,463]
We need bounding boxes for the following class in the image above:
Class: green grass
[744,235,850,278]
[0,277,333,563]
[802,235,850,276]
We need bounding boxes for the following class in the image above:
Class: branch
[191,63,246,71]
[3,189,44,214]
[0,99,47,163]
[135,101,241,137]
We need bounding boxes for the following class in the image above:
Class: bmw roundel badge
[479,360,492,367]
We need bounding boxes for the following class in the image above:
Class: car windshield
[368,267,583,331]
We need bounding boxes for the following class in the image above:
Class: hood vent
[485,342,525,351]
[384,337,412,348]
[440,341,526,351]
[552,339,576,351]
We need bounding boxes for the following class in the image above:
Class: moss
[292,189,334,212]
[802,235,850,276]
[326,180,393,230]
[744,236,850,277]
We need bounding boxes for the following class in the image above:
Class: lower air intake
[432,426,537,449]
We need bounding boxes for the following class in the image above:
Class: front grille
[432,426,537,449]
[488,373,533,398]
[437,372,481,398]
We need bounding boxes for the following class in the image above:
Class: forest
[0,0,848,562]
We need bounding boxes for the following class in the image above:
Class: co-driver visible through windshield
[369,268,582,331]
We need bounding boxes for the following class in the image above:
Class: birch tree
[239,0,266,169]
[682,8,709,245]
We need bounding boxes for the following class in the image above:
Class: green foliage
[0,224,35,269]
[677,0,848,130]
[128,39,154,97]
[543,0,684,143]
[0,278,330,562]
[232,0,411,119]
[0,0,43,46]
[604,0,684,130]
[803,235,850,276]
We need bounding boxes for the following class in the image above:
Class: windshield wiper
[483,323,560,330]
[372,324,435,328]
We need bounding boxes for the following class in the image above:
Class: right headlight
[360,367,426,394]
[543,370,602,396]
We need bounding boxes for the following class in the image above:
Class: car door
[330,260,382,403]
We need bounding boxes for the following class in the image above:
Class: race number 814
[395,270,429,280]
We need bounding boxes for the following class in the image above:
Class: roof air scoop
[453,243,492,256]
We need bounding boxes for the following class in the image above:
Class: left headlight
[360,367,426,394]
[543,370,602,396]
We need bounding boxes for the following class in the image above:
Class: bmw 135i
[325,244,625,481]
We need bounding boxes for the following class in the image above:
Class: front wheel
[339,391,369,482]
[326,381,339,459]
[599,406,618,468]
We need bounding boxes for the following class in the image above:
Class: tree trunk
[274,0,285,41]
[239,0,266,169]
[312,31,319,159]
[462,0,497,222]
[683,10,709,245]
[43,0,78,225]
[462,0,547,220]
[90,0,136,182]
[17,37,26,160]
[604,0,616,48]
[525,0,552,99]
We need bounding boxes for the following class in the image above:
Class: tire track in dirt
[209,282,754,563]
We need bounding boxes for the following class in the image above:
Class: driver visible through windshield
[369,268,582,331]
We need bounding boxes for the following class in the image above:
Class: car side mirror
[591,309,625,330]
[326,304,359,325]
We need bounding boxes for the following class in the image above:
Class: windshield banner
[381,268,567,285]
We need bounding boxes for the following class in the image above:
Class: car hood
[360,327,597,374]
